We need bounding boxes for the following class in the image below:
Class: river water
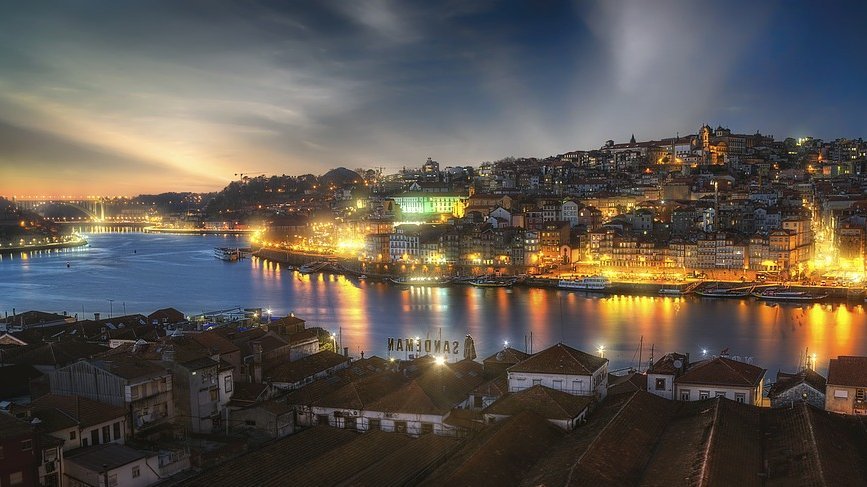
[1,231,864,375]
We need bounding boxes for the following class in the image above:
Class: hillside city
[3,124,867,486]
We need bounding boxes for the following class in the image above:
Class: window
[473,395,483,408]
[345,417,357,430]
[532,379,542,386]
[420,422,434,435]
[655,378,666,391]
[317,414,330,426]
[552,379,563,390]
[210,389,219,401]
[834,389,849,399]
[245,419,256,426]
[368,418,381,431]
[735,393,746,404]
[225,376,233,392]
[699,391,710,400]
[132,466,140,478]
[857,389,866,402]
[91,429,99,445]
[113,422,121,441]
[715,392,726,398]
[130,385,140,399]
[680,390,690,401]
[20,439,32,451]
[394,421,408,434]
[82,438,89,447]
[9,471,23,486]
[102,425,111,443]
[69,431,77,440]
[108,473,118,487]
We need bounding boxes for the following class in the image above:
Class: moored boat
[389,276,453,287]
[658,287,687,296]
[214,247,240,261]
[558,276,612,292]
[695,285,752,298]
[752,288,828,302]
[470,277,516,288]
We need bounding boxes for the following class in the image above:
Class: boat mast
[638,335,643,373]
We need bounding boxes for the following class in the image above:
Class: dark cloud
[0,0,865,195]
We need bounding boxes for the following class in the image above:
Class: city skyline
[2,0,867,196]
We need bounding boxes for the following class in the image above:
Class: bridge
[12,197,106,222]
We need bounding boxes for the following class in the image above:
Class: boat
[658,287,687,296]
[238,247,254,258]
[388,276,453,287]
[694,287,752,298]
[752,288,828,302]
[214,247,240,261]
[358,274,368,280]
[299,262,326,274]
[470,277,516,288]
[558,276,612,292]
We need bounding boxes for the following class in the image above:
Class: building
[483,385,592,430]
[64,443,189,487]
[647,352,689,400]
[0,413,65,487]
[27,394,127,451]
[48,356,175,435]
[767,369,826,409]
[506,343,609,400]
[824,355,867,415]
[673,356,766,405]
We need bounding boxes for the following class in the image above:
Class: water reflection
[0,232,864,375]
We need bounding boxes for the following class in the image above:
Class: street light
[598,345,605,358]
[107,299,114,319]
[331,333,337,353]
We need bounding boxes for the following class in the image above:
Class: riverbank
[144,227,256,235]
[254,247,866,303]
[0,237,88,254]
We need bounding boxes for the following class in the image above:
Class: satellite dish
[673,359,683,369]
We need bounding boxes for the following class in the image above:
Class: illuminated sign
[387,337,460,355]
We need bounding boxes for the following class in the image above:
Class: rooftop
[827,356,867,387]
[675,356,765,388]
[507,343,608,376]
[65,444,147,471]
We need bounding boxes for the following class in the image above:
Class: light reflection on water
[0,232,864,375]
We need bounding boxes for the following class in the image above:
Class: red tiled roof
[507,343,608,376]
[768,369,827,398]
[265,350,348,384]
[30,394,126,429]
[485,385,593,420]
[827,356,867,387]
[482,347,531,365]
[675,356,765,388]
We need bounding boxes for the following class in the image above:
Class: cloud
[0,0,863,196]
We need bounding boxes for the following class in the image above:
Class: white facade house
[560,200,581,227]
[28,394,127,452]
[647,352,689,400]
[824,356,867,415]
[673,356,765,406]
[506,343,609,400]
[65,444,160,487]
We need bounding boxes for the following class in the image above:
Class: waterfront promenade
[0,236,88,254]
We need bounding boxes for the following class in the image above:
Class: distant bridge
[12,197,106,222]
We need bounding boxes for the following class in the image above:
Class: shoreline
[0,238,88,255]
[254,247,867,303]
[143,226,256,235]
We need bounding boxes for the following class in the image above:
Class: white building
[506,343,609,400]
[64,444,189,487]
[673,356,765,405]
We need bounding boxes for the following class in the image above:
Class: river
[1,231,864,376]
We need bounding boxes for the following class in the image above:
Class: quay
[0,237,88,255]
[144,226,257,235]
[253,248,867,302]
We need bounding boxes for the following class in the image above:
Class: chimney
[343,347,348,358]
[94,312,100,321]
[252,341,263,383]
[360,351,365,359]
[161,345,175,362]
[684,353,690,370]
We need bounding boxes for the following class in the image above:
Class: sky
[1,0,866,196]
